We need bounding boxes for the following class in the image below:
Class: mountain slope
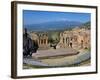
[80,21,90,29]
[24,20,83,32]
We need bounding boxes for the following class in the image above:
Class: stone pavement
[23,48,90,68]
[32,48,79,59]
[23,57,49,67]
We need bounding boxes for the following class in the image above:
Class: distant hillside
[80,21,91,30]
[24,20,83,32]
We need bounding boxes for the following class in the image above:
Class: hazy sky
[23,10,91,25]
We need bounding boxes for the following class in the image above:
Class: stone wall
[57,28,90,49]
[30,32,49,49]
[29,28,90,50]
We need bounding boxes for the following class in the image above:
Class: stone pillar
[66,37,68,47]
[68,37,70,47]
[64,38,66,47]
[81,40,83,48]
[38,39,39,45]
[41,39,43,45]
[39,39,41,45]
[43,39,45,45]
[42,39,44,45]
